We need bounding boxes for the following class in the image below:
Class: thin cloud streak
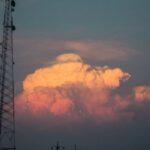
[15,36,137,64]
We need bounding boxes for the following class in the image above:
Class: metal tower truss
[0,0,16,149]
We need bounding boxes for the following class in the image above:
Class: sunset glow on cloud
[134,86,150,103]
[16,53,150,126]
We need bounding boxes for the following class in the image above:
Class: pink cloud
[15,53,150,128]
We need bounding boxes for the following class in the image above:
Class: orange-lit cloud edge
[15,53,150,127]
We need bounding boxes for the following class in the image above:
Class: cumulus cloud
[16,53,150,126]
[23,53,130,92]
[134,86,150,102]
[16,53,130,124]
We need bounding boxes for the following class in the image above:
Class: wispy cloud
[15,36,137,65]
[63,40,136,61]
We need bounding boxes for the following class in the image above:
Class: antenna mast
[51,141,65,150]
[0,0,16,149]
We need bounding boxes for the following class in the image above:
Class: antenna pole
[0,0,16,149]
[51,141,65,150]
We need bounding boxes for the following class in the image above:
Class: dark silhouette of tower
[0,0,16,149]
[51,141,65,150]
[73,144,79,150]
[74,144,77,150]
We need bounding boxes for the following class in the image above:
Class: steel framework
[0,0,16,150]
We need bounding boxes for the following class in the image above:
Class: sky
[1,0,150,150]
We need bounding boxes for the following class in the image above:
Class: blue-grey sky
[2,0,150,150]
[14,0,150,85]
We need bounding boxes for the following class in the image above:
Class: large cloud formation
[16,53,150,126]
